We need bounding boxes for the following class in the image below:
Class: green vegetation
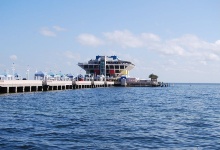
[149,74,158,80]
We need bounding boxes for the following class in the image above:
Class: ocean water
[0,84,220,149]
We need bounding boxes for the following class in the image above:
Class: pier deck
[0,80,114,94]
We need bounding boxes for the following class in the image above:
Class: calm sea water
[0,84,220,149]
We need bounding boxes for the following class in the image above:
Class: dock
[0,80,114,94]
[0,79,169,94]
[119,79,169,87]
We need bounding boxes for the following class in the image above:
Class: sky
[0,0,220,83]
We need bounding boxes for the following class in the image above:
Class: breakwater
[0,80,114,94]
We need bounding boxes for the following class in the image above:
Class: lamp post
[104,56,106,82]
[12,63,15,80]
[27,65,30,80]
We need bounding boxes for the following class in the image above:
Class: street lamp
[104,56,106,82]
[27,65,30,80]
[12,63,15,80]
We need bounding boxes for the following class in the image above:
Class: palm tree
[149,74,158,81]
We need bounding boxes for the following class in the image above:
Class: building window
[120,65,124,69]
[94,65,99,68]
[89,65,93,69]
[115,70,120,73]
[115,65,119,69]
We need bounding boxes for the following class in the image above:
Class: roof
[48,72,55,77]
[35,71,46,77]
[66,73,74,78]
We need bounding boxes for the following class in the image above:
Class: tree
[149,74,158,81]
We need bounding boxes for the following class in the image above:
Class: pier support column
[9,87,16,93]
[43,85,48,91]
[0,87,8,93]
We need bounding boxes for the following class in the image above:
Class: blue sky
[0,0,220,82]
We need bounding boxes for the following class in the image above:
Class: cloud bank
[76,30,220,64]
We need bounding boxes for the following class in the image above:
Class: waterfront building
[34,71,46,80]
[0,72,13,80]
[78,55,135,78]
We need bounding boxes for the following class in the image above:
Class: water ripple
[1,84,220,149]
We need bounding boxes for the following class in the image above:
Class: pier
[0,55,169,94]
[0,80,114,94]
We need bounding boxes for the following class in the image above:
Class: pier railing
[0,80,114,94]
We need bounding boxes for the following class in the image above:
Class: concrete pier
[118,79,169,87]
[0,80,114,94]
[0,80,42,94]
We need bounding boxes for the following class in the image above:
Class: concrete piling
[0,80,114,94]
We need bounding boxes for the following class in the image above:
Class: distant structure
[34,71,73,81]
[149,73,158,82]
[78,55,135,78]
[0,72,13,80]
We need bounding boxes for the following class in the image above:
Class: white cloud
[200,61,207,65]
[9,55,17,61]
[207,53,219,61]
[76,30,220,64]
[141,33,161,42]
[159,42,185,56]
[77,34,104,46]
[167,59,177,65]
[103,30,142,48]
[40,27,56,37]
[215,40,220,45]
[63,51,81,61]
[53,25,66,31]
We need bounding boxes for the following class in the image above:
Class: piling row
[0,80,114,94]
